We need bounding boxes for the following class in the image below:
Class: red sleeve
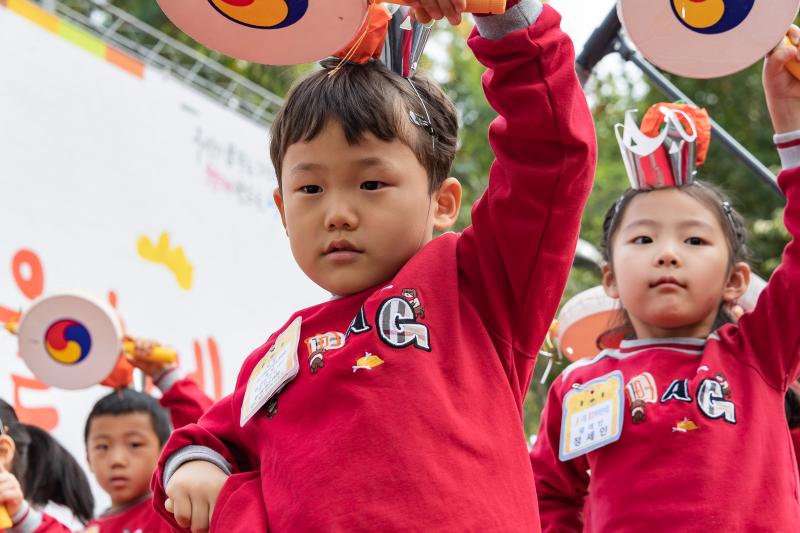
[36,514,72,533]
[529,377,589,533]
[151,341,272,531]
[159,377,214,429]
[458,6,596,390]
[720,167,800,389]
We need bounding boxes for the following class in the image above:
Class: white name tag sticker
[240,316,302,427]
[559,370,624,461]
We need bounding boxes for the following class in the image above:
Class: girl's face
[603,188,750,339]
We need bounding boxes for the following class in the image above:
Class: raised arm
[720,29,800,389]
[458,0,597,378]
[154,367,214,429]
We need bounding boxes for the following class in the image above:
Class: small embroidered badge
[672,418,699,433]
[353,353,385,372]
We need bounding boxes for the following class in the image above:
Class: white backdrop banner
[0,1,325,512]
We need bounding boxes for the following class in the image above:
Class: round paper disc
[156,0,370,65]
[555,286,619,361]
[618,0,800,79]
[17,292,122,390]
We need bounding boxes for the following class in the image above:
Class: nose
[109,446,128,468]
[655,246,681,267]
[324,193,358,231]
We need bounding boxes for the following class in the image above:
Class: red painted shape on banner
[12,249,44,300]
[187,337,223,400]
[11,374,58,431]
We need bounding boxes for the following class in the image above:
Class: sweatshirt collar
[618,337,706,355]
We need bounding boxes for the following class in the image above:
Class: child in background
[79,341,213,532]
[153,0,597,531]
[0,399,93,533]
[531,28,800,532]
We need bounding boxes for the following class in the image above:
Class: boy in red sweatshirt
[153,0,597,530]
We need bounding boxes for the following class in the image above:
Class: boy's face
[276,121,454,296]
[86,412,161,508]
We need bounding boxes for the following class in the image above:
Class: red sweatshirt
[531,169,800,532]
[151,3,596,531]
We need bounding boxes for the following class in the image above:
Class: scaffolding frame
[49,0,284,126]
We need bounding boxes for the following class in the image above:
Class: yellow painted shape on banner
[137,232,194,290]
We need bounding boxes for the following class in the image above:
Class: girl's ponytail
[22,423,94,523]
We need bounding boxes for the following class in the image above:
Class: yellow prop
[123,341,177,364]
[0,504,12,529]
[784,36,800,80]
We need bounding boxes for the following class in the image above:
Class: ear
[601,262,620,299]
[431,177,462,232]
[0,435,16,472]
[722,261,751,304]
[273,188,288,235]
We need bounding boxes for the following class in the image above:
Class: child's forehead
[622,189,720,226]
[88,411,157,438]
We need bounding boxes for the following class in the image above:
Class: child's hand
[764,25,800,133]
[165,460,228,533]
[408,0,467,25]
[0,464,24,517]
[125,337,174,378]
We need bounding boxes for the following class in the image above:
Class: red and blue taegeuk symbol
[671,0,755,35]
[208,0,308,29]
[44,319,92,365]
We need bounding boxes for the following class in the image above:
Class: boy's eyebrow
[289,162,326,174]
[289,157,392,175]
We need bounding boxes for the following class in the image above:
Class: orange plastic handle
[0,505,12,529]
[383,0,507,14]
[784,36,800,80]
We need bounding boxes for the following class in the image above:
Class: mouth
[650,276,686,289]
[109,476,129,488]
[323,240,363,256]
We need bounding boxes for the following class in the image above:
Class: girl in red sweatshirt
[531,30,800,532]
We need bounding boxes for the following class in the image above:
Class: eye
[632,236,653,244]
[129,442,145,449]
[299,185,322,194]
[685,237,707,246]
[93,444,108,452]
[360,181,385,191]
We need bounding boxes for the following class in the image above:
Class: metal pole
[615,39,782,196]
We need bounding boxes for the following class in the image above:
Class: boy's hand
[409,0,467,25]
[165,460,228,533]
[0,464,24,517]
[764,25,800,133]
[126,337,174,378]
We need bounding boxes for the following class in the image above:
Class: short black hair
[270,58,459,193]
[84,388,171,446]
